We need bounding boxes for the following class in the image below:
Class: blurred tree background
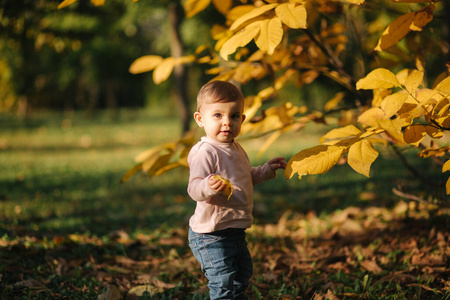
[1,0,449,123]
[0,0,209,120]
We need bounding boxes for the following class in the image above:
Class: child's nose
[222,117,231,126]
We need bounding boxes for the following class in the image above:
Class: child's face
[194,100,246,143]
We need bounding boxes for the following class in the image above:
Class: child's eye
[232,114,241,119]
[214,113,221,118]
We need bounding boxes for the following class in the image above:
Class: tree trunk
[168,2,191,135]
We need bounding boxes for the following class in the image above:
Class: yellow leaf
[419,146,450,158]
[360,127,385,138]
[213,175,233,200]
[275,3,307,29]
[274,69,298,90]
[243,96,262,121]
[153,57,176,84]
[184,0,211,18]
[320,125,361,144]
[366,137,388,146]
[232,63,251,82]
[227,5,255,23]
[129,55,163,74]
[357,107,386,127]
[403,125,426,146]
[258,86,276,100]
[396,68,410,85]
[230,4,277,32]
[154,162,182,176]
[410,4,434,30]
[432,72,449,89]
[341,0,365,4]
[443,160,450,173]
[212,0,232,15]
[372,89,391,107]
[255,18,283,54]
[434,76,450,97]
[356,68,401,90]
[135,143,174,163]
[120,162,143,183]
[90,0,104,6]
[325,92,345,112]
[374,5,434,51]
[375,13,413,51]
[377,119,406,144]
[381,92,409,118]
[220,22,261,60]
[57,0,77,9]
[146,153,173,176]
[285,145,345,180]
[403,69,424,93]
[348,140,378,177]
[425,126,444,139]
[393,0,431,2]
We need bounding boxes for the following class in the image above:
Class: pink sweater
[187,136,276,233]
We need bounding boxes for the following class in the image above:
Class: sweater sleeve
[251,162,276,186]
[187,145,217,201]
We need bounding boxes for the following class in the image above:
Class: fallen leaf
[97,284,122,300]
[361,259,383,274]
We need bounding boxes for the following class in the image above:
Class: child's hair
[197,81,244,111]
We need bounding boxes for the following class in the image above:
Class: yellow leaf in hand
[213,175,233,200]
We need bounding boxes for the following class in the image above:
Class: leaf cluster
[286,68,450,195]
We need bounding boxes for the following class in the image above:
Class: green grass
[0,109,448,299]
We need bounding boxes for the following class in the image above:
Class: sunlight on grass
[1,110,448,299]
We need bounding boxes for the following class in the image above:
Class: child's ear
[194,112,203,128]
[241,114,246,123]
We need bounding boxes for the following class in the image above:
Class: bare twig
[392,188,428,204]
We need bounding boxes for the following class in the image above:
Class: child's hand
[267,157,287,172]
[208,175,228,192]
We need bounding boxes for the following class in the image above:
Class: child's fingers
[208,176,226,192]
[268,157,285,164]
[268,157,287,170]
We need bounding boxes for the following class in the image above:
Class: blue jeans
[188,227,253,299]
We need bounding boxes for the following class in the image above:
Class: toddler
[187,80,286,299]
